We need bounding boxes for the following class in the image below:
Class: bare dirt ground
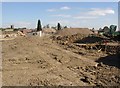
[1,30,120,86]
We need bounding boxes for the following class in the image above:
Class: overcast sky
[1,2,118,30]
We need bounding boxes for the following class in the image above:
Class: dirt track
[2,35,120,86]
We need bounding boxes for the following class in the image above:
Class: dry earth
[1,30,120,86]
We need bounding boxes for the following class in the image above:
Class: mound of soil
[56,28,93,36]
[43,28,56,34]
[52,33,87,44]
[74,36,105,44]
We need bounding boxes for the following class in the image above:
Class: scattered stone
[97,62,104,67]
[53,56,57,60]
[80,76,90,84]
[25,57,29,60]
[58,60,62,63]
[77,66,80,69]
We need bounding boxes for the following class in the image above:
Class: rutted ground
[2,35,120,86]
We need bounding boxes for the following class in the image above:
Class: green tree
[37,19,42,31]
[57,23,61,30]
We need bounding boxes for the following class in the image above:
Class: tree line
[37,19,67,31]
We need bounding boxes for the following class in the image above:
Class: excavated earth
[2,32,120,86]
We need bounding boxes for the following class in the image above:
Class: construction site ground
[1,30,120,86]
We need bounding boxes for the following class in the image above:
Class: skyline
[1,2,119,30]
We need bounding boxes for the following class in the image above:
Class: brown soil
[2,31,120,86]
[56,28,93,36]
